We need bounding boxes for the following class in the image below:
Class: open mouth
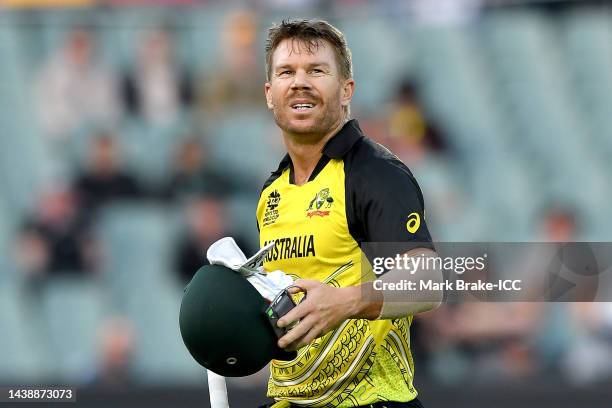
[291,103,316,111]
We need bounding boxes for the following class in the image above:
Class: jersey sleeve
[345,143,434,262]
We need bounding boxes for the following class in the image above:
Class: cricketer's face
[265,39,354,138]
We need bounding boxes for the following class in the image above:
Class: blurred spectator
[363,79,457,239]
[538,206,578,242]
[162,138,238,201]
[35,26,121,142]
[382,79,447,161]
[197,10,262,112]
[416,302,542,383]
[174,196,252,283]
[14,184,98,279]
[121,26,194,126]
[533,205,612,384]
[563,302,612,384]
[90,316,135,387]
[73,133,143,218]
[414,207,583,383]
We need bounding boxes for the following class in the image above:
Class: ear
[340,78,355,108]
[264,82,274,110]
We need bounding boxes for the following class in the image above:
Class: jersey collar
[271,119,364,176]
[322,119,364,159]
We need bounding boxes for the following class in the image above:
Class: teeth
[293,104,314,109]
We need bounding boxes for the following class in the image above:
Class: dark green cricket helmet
[179,264,295,377]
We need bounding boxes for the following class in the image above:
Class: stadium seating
[1,5,611,387]
[339,17,407,112]
[205,108,285,183]
[96,204,179,310]
[562,10,612,157]
[39,277,107,383]
[125,280,202,384]
[0,281,51,382]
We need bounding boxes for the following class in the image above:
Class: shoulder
[261,173,279,194]
[345,137,422,198]
[343,136,432,244]
[260,170,284,197]
[260,154,290,195]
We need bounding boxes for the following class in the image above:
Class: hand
[276,279,361,351]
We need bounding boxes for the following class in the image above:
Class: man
[257,19,442,407]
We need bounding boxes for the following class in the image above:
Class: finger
[291,279,319,291]
[287,285,304,295]
[278,315,315,349]
[286,324,322,351]
[277,299,312,328]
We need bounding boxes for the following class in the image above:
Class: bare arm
[277,247,443,350]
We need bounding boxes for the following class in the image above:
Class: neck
[283,116,347,185]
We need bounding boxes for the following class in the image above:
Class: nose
[290,69,312,91]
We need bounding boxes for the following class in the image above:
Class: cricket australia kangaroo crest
[307,187,334,218]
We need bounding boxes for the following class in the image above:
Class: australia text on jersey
[263,235,316,262]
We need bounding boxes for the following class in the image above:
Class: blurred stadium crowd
[0,0,611,395]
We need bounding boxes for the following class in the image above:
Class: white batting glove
[206,237,293,301]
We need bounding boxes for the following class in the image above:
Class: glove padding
[206,237,293,301]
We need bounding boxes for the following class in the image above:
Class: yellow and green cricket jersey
[256,119,433,407]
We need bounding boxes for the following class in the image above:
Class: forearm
[347,248,444,320]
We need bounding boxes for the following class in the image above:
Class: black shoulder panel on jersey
[344,136,433,260]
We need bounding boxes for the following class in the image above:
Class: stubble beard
[272,95,345,142]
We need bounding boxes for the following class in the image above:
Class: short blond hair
[265,19,353,82]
